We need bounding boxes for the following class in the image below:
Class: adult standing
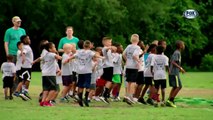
[58,26,79,53]
[4,16,26,62]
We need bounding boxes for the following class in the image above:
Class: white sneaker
[93,96,101,101]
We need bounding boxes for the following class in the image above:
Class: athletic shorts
[3,76,14,88]
[56,84,60,92]
[20,68,32,81]
[169,75,182,88]
[154,79,166,89]
[62,75,73,86]
[144,77,154,86]
[125,68,138,82]
[90,83,96,90]
[136,71,145,85]
[101,67,113,81]
[96,78,106,87]
[16,70,23,82]
[72,72,77,82]
[77,73,91,89]
[42,76,57,91]
[112,74,122,84]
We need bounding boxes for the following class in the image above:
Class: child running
[166,40,185,108]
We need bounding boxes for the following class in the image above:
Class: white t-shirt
[123,44,141,69]
[138,51,145,72]
[40,49,48,70]
[113,53,122,74]
[102,47,114,68]
[74,49,95,74]
[144,53,155,77]
[41,52,57,76]
[1,62,16,78]
[22,45,34,68]
[151,54,169,80]
[16,50,22,71]
[61,53,72,76]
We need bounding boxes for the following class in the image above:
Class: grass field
[0,72,213,120]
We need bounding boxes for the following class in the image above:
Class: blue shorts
[77,73,91,89]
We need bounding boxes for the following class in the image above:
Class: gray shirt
[16,50,22,71]
[102,47,114,68]
[41,52,57,76]
[74,49,95,74]
[123,44,141,69]
[1,62,16,78]
[170,50,181,75]
[22,45,33,68]
[61,53,72,76]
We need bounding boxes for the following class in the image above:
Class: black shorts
[42,76,57,91]
[101,67,113,82]
[136,71,145,85]
[77,73,91,89]
[3,76,14,88]
[62,75,73,86]
[72,72,77,82]
[154,79,166,89]
[16,70,23,82]
[20,68,32,81]
[169,75,182,88]
[125,68,138,82]
[144,77,154,86]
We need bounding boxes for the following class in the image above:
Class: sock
[69,91,73,96]
[103,88,109,98]
[78,93,83,100]
[85,91,89,100]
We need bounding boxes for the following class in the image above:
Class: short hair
[39,40,48,51]
[66,26,73,31]
[102,37,112,42]
[83,40,91,49]
[156,45,164,54]
[147,44,157,53]
[45,42,55,51]
[130,34,139,43]
[7,55,13,61]
[17,41,22,48]
[20,35,28,44]
[112,42,121,47]
[12,16,21,22]
[158,39,166,46]
[78,40,84,49]
[176,40,184,49]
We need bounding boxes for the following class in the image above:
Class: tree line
[0,0,212,71]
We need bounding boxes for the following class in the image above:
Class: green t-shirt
[58,36,79,50]
[4,27,26,55]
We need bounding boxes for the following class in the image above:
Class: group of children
[1,33,185,108]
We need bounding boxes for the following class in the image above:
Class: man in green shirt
[58,26,79,53]
[4,16,26,62]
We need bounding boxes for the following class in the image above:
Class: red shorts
[96,78,106,87]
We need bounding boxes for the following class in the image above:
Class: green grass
[0,72,213,120]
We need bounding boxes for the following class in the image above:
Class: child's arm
[32,57,41,65]
[55,54,62,60]
[171,61,185,73]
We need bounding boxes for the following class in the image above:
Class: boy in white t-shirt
[40,42,62,106]
[151,45,170,106]
[68,40,104,107]
[123,34,141,105]
[1,55,16,100]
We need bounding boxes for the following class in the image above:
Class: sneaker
[73,95,79,102]
[83,99,89,107]
[13,92,20,97]
[23,91,31,100]
[43,101,53,107]
[152,94,160,102]
[154,101,159,107]
[160,101,165,107]
[19,93,29,101]
[78,99,84,107]
[146,98,154,105]
[93,96,101,102]
[40,101,44,106]
[50,100,56,105]
[133,98,138,103]
[5,96,9,100]
[138,98,147,105]
[124,97,133,105]
[9,96,13,100]
[166,100,177,108]
[60,97,69,103]
[99,96,110,104]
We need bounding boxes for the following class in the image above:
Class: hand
[180,67,186,74]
